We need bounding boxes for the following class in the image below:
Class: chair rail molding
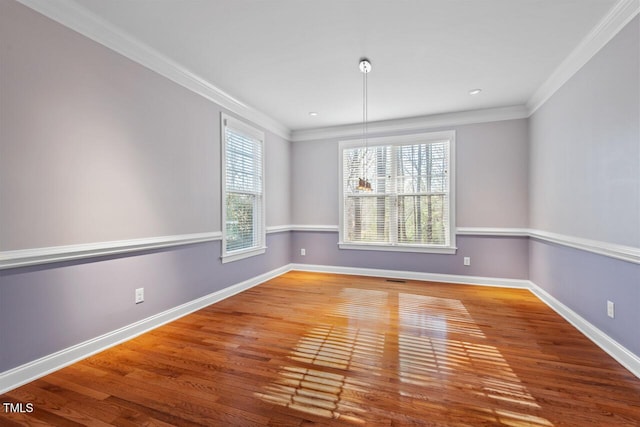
[0,232,222,270]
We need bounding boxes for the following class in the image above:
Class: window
[221,113,265,263]
[339,131,456,254]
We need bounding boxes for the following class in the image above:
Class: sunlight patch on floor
[289,325,385,371]
[258,285,554,426]
[256,366,368,424]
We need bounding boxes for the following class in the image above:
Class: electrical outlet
[135,288,144,304]
[607,300,614,318]
[463,257,471,266]
[301,248,306,256]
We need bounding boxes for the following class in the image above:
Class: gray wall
[529,16,639,248]
[292,119,529,228]
[528,16,640,355]
[0,1,291,372]
[0,0,291,250]
[2,1,213,249]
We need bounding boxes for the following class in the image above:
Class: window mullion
[390,145,398,245]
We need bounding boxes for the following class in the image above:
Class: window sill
[338,242,457,254]
[221,246,266,263]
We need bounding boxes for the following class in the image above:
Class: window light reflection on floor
[397,293,553,426]
[331,288,389,323]
[399,292,486,338]
[289,325,385,371]
[256,284,554,426]
[255,366,370,423]
[255,325,384,423]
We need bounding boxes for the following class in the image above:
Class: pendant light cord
[363,65,368,152]
[358,58,371,191]
[362,60,369,185]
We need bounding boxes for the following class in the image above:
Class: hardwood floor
[2,271,640,426]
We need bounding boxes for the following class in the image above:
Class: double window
[339,131,456,253]
[221,113,265,263]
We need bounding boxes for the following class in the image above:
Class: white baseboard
[0,264,291,395]
[290,263,531,289]
[528,282,640,379]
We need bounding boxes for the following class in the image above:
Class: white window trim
[221,113,266,263]
[338,130,456,254]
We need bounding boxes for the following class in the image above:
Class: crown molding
[15,0,292,141]
[15,0,638,142]
[291,105,529,142]
[527,0,640,114]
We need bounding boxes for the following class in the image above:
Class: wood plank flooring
[2,271,640,426]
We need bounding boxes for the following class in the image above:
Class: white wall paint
[529,16,640,248]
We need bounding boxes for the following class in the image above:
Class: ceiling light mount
[359,58,372,74]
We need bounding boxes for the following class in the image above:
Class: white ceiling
[67,0,619,132]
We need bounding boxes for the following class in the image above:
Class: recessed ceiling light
[469,89,482,95]
[308,112,319,116]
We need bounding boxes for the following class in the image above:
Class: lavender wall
[0,232,291,372]
[291,231,529,280]
[529,239,640,356]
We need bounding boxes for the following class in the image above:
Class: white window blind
[221,114,265,262]
[340,131,456,253]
